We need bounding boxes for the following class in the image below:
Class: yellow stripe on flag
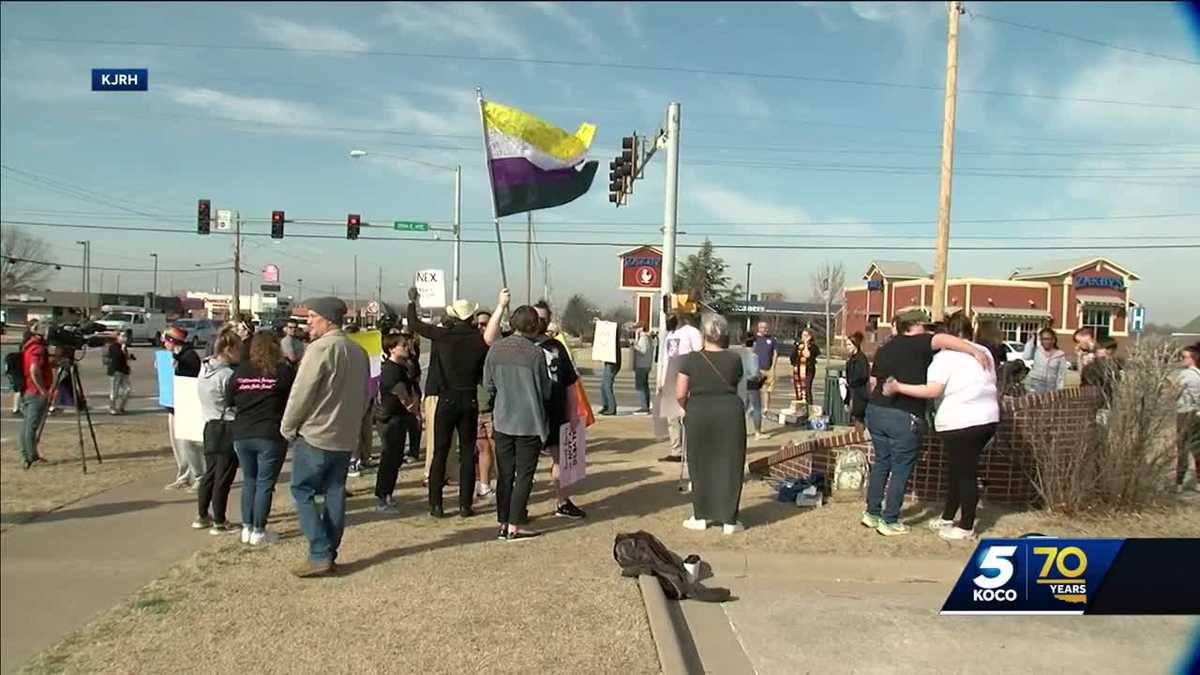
[483,100,595,161]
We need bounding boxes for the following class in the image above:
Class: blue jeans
[234,438,286,531]
[746,387,764,433]
[19,394,48,464]
[634,367,651,410]
[865,403,925,524]
[601,363,619,412]
[289,438,352,564]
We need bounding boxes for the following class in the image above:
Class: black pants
[375,414,418,500]
[405,414,421,460]
[198,450,239,523]
[940,423,997,531]
[494,431,542,526]
[430,391,479,510]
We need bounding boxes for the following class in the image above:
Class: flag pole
[476,87,509,290]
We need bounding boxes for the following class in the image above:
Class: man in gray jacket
[281,297,370,577]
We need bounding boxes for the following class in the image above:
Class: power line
[4,219,1197,252]
[16,36,1198,111]
[970,11,1200,67]
[5,255,234,273]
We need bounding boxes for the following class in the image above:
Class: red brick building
[841,257,1138,348]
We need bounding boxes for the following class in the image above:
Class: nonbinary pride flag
[481,99,598,217]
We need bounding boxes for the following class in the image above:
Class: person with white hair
[675,314,748,535]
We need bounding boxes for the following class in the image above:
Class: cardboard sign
[172,376,204,442]
[155,350,174,407]
[592,320,618,364]
[557,419,587,488]
[415,269,446,309]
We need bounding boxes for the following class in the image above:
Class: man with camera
[18,322,53,469]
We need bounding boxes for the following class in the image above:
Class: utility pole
[150,253,158,310]
[542,259,549,306]
[116,274,121,297]
[453,164,462,300]
[656,102,681,388]
[526,211,533,304]
[822,274,832,365]
[232,211,242,320]
[75,240,89,317]
[298,278,304,302]
[931,0,962,321]
[377,266,383,303]
[353,254,359,319]
[745,262,752,335]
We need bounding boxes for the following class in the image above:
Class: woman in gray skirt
[676,314,747,535]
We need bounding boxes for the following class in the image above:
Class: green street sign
[394,221,429,232]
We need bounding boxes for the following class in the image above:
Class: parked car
[172,318,218,348]
[95,305,168,346]
[1002,341,1033,367]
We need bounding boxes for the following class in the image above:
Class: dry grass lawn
[1,412,173,531]
[19,417,1200,674]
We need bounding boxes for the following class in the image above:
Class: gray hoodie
[198,356,236,423]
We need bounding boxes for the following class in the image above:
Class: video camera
[46,322,108,352]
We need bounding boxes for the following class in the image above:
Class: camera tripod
[35,356,103,473]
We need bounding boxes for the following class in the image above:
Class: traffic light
[271,210,285,239]
[608,135,638,207]
[197,199,211,234]
[346,213,361,240]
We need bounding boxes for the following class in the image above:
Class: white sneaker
[249,530,279,546]
[347,462,362,478]
[754,433,769,441]
[682,517,707,531]
[191,517,212,530]
[722,522,746,535]
[938,526,976,541]
[1174,484,1185,494]
[241,525,252,544]
[927,517,956,532]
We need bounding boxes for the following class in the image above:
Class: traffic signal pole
[656,102,681,388]
[453,164,462,300]
[232,210,242,319]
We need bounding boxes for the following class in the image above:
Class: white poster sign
[415,269,446,309]
[215,209,233,231]
[172,376,205,442]
[557,419,587,488]
[592,320,618,364]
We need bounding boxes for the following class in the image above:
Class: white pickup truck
[95,305,168,346]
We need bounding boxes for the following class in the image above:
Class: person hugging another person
[882,312,998,541]
[677,314,747,535]
[1171,343,1200,493]
[228,330,294,546]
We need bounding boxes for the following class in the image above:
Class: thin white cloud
[525,2,600,50]
[162,86,324,127]
[383,2,532,58]
[796,2,841,32]
[248,15,369,53]
[690,181,813,224]
[617,3,643,41]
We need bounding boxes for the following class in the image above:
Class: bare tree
[1,226,54,290]
[809,260,846,305]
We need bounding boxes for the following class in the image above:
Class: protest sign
[415,269,446,309]
[591,320,618,364]
[172,376,204,442]
[155,350,174,407]
[557,419,587,488]
[347,329,383,397]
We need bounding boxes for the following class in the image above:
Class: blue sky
[2,2,1198,322]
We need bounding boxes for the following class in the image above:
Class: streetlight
[348,148,462,299]
[75,240,89,317]
[150,253,159,310]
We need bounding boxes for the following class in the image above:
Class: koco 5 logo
[972,545,1018,601]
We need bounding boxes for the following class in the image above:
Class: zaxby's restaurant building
[842,257,1138,350]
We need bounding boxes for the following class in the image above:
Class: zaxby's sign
[619,246,663,291]
[1074,275,1124,291]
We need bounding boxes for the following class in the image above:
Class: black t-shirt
[174,347,201,377]
[228,360,295,442]
[869,333,936,418]
[537,336,579,446]
[379,358,420,420]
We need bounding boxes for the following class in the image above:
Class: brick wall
[750,387,1101,506]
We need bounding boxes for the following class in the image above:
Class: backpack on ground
[5,351,25,392]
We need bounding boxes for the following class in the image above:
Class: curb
[637,575,692,675]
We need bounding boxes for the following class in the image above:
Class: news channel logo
[941,538,1123,614]
[91,69,148,92]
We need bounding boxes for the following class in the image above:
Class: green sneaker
[876,521,910,536]
[860,512,881,529]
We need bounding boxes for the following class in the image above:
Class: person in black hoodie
[373,333,421,512]
[844,332,870,432]
[105,331,135,415]
[228,331,294,546]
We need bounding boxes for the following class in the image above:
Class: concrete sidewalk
[0,471,247,673]
[677,551,1198,675]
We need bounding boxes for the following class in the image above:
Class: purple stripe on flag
[489,156,587,190]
